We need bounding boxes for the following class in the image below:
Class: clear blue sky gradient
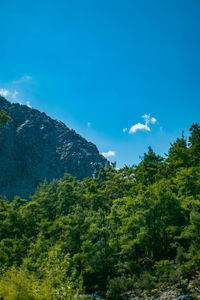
[1,0,200,167]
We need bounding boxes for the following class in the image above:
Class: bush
[0,265,80,300]
[106,275,136,300]
[135,271,156,291]
[0,266,38,300]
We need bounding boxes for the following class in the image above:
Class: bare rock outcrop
[0,96,108,200]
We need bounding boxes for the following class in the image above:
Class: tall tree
[167,134,189,171]
[189,123,200,165]
[135,146,164,185]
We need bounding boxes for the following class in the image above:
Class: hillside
[0,96,108,200]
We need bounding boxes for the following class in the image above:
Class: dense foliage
[0,123,200,299]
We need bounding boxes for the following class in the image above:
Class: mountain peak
[0,97,108,200]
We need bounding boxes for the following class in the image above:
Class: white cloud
[22,75,32,81]
[0,88,9,97]
[0,87,31,108]
[26,101,32,108]
[0,88,19,100]
[142,114,157,125]
[151,117,157,124]
[87,122,91,127]
[129,122,151,134]
[128,114,157,134]
[12,90,19,99]
[101,150,116,158]
[0,75,32,104]
[142,114,150,124]
[123,128,127,132]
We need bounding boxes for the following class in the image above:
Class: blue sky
[0,0,200,167]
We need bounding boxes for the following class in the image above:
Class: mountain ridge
[0,96,108,200]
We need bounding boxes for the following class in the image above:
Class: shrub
[106,275,136,300]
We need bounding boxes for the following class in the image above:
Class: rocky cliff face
[0,96,108,200]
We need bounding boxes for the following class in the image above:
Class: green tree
[135,146,164,185]
[188,123,200,165]
[167,134,189,171]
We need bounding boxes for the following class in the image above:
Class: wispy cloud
[87,122,91,127]
[142,114,150,122]
[101,150,116,158]
[0,88,19,100]
[0,74,33,105]
[0,88,9,97]
[21,75,32,81]
[141,114,157,125]
[12,90,19,99]
[12,75,32,86]
[128,114,157,134]
[0,88,33,109]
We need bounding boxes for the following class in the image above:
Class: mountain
[0,96,108,200]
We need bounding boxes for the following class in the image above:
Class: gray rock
[0,96,108,200]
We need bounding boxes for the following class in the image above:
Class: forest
[0,121,200,299]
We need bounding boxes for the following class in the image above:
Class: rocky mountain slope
[0,96,108,200]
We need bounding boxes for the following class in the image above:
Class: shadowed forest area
[0,116,200,298]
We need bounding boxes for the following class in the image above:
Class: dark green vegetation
[0,123,200,299]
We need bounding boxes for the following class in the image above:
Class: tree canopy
[0,123,200,299]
